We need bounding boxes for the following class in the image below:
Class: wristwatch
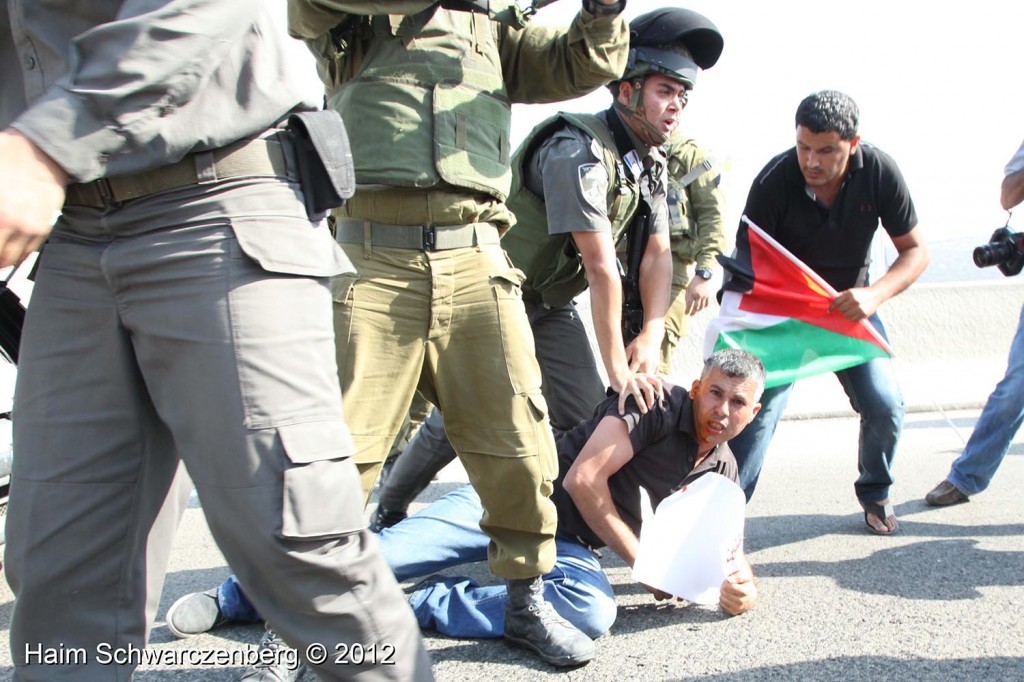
[695,267,713,280]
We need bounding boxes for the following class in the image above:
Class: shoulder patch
[578,162,609,211]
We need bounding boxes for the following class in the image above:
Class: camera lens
[974,242,1012,268]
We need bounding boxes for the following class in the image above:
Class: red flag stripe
[738,217,893,354]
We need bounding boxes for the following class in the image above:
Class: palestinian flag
[705,217,893,388]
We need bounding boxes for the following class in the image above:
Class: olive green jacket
[663,133,727,287]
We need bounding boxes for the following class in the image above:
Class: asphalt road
[1,408,1023,681]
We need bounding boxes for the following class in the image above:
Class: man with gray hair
[168,349,765,657]
[724,90,929,534]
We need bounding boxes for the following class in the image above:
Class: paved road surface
[1,409,1022,681]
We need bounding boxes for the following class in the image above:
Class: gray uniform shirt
[3,1,322,182]
[523,115,669,239]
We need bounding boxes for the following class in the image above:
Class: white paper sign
[631,472,746,604]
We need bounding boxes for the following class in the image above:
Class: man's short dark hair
[702,349,766,397]
[795,90,859,140]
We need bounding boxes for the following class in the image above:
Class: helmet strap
[613,77,669,147]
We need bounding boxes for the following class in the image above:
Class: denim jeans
[728,315,905,503]
[946,304,1024,495]
[215,485,617,639]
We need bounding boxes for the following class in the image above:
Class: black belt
[334,218,500,252]
[64,136,288,208]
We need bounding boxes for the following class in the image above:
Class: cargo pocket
[491,267,543,396]
[526,391,558,483]
[330,272,358,305]
[278,420,364,539]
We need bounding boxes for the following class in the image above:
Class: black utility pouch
[286,110,356,215]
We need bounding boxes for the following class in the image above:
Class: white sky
[515,1,1024,246]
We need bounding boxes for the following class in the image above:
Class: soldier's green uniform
[287,1,628,581]
[658,132,726,373]
[502,110,669,425]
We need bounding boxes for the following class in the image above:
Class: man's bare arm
[829,225,929,321]
[574,230,659,413]
[562,415,642,565]
[627,231,671,373]
[1002,169,1024,211]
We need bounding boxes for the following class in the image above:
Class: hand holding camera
[974,226,1024,277]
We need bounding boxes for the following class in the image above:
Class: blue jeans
[215,485,616,639]
[946,304,1024,495]
[728,315,905,503]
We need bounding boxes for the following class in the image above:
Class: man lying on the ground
[165,349,763,646]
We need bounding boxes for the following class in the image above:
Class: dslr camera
[974,227,1024,276]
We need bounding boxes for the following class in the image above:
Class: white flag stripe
[703,291,789,357]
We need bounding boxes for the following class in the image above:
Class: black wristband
[582,0,626,17]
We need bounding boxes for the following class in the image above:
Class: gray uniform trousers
[4,173,431,681]
[378,297,605,510]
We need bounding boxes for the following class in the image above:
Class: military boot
[503,575,596,667]
[238,627,307,682]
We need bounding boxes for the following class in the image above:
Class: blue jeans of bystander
[945,304,1024,495]
[728,315,905,503]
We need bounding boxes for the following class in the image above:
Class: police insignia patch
[577,163,608,211]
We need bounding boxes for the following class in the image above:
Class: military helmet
[622,8,724,88]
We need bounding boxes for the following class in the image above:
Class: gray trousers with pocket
[4,174,431,681]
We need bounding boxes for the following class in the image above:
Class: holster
[286,110,356,215]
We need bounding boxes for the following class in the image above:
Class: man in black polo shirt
[159,349,764,653]
[376,348,763,644]
[724,90,929,534]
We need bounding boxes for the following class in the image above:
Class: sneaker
[166,589,229,639]
[504,576,596,667]
[925,480,970,506]
[239,627,307,682]
[368,505,408,534]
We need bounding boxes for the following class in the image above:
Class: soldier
[287,0,630,670]
[0,2,430,681]
[366,7,726,531]
[654,131,727,375]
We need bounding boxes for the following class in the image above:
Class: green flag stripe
[712,318,890,389]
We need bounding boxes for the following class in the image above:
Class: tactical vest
[309,5,516,201]
[503,112,642,309]
[664,135,715,265]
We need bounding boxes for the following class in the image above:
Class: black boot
[504,575,596,667]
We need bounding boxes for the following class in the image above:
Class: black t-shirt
[732,143,918,292]
[551,383,738,549]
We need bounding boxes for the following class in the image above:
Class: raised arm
[499,3,628,104]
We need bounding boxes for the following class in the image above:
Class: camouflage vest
[665,135,709,252]
[503,112,641,309]
[308,5,517,201]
